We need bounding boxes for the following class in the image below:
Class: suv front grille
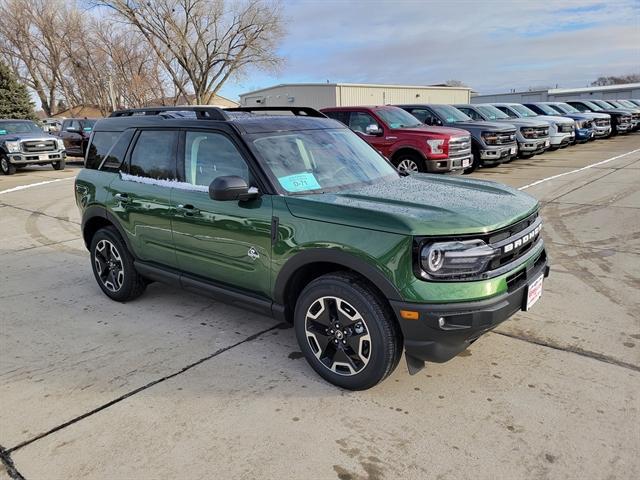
[521,126,549,139]
[21,139,57,153]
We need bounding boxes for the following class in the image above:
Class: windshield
[618,100,636,108]
[510,104,538,117]
[0,121,43,135]
[250,128,399,194]
[583,101,602,111]
[557,103,580,113]
[430,105,471,123]
[81,119,97,131]
[536,104,561,115]
[375,108,422,128]
[593,100,614,109]
[476,105,510,120]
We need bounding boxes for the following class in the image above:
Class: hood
[578,112,610,120]
[559,113,592,122]
[0,132,57,142]
[495,118,548,128]
[533,115,574,125]
[597,108,635,116]
[284,174,538,236]
[443,120,514,132]
[400,124,471,137]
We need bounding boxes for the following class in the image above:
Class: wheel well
[82,216,114,249]
[391,148,424,165]
[281,262,392,323]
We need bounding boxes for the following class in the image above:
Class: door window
[323,111,350,126]
[129,130,178,180]
[182,131,249,187]
[348,112,380,134]
[69,120,81,131]
[408,108,439,125]
[458,108,481,121]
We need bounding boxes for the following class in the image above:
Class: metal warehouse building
[239,83,472,109]
[471,83,640,104]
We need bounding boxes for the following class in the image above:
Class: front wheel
[90,227,146,302]
[1,155,16,175]
[52,159,65,170]
[393,153,424,173]
[294,272,402,390]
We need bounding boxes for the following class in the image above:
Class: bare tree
[590,73,640,86]
[96,0,284,104]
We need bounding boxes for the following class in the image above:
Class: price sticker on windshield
[278,172,321,192]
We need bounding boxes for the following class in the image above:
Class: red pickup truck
[321,105,472,173]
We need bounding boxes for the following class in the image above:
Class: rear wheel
[90,227,146,302]
[1,155,16,175]
[52,159,65,170]
[393,153,424,173]
[294,272,402,390]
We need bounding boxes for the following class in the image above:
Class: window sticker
[0,129,7,135]
[278,172,321,192]
[83,127,93,131]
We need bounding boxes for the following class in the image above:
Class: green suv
[76,106,549,390]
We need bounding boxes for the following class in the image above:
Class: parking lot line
[0,177,73,196]
[518,147,640,190]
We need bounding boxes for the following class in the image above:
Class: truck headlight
[56,138,65,150]
[420,240,497,278]
[4,141,20,153]
[427,139,444,154]
[481,132,498,145]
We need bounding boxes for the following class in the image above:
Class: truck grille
[21,139,57,153]
[448,136,471,158]
[595,119,610,127]
[582,120,593,129]
[521,126,549,139]
[558,124,574,133]
[484,130,516,145]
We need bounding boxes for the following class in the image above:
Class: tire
[393,153,424,173]
[90,226,146,302]
[294,272,402,390]
[52,159,65,170]
[1,155,16,175]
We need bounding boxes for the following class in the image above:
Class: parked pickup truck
[490,103,575,149]
[321,106,472,173]
[75,105,550,390]
[396,104,518,171]
[539,102,610,139]
[602,100,640,131]
[454,104,550,158]
[524,103,595,142]
[0,119,66,175]
[54,118,97,157]
[566,100,633,135]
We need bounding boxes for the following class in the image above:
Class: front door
[109,129,179,269]
[170,129,273,298]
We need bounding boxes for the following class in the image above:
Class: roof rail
[225,106,327,118]
[109,106,230,121]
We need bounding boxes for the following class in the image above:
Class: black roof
[97,105,343,134]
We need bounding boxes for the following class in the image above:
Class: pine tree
[0,62,36,120]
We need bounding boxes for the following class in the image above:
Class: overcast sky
[219,0,640,100]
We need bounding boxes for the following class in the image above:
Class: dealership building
[238,83,472,109]
[471,83,640,104]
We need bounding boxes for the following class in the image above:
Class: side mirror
[209,176,259,202]
[365,124,383,136]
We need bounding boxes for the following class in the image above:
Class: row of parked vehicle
[320,99,640,174]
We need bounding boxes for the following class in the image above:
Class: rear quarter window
[85,130,132,171]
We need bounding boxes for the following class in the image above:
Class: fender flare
[389,145,426,162]
[81,206,134,253]
[272,248,402,304]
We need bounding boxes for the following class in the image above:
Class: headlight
[56,138,65,150]
[420,240,497,278]
[481,132,498,145]
[427,139,444,154]
[4,141,20,153]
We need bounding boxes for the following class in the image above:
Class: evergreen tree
[0,62,36,120]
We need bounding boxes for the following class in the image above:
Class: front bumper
[392,249,549,364]
[8,151,66,165]
[549,131,573,147]
[518,137,549,154]
[478,143,517,164]
[594,126,611,137]
[426,153,473,173]
[574,128,594,142]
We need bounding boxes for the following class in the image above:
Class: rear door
[170,129,273,297]
[108,129,179,268]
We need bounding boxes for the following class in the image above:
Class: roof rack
[225,106,327,118]
[109,106,230,121]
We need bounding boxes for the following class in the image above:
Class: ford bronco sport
[76,106,549,390]
[320,105,472,173]
[1,119,66,175]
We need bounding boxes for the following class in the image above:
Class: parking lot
[1,134,639,479]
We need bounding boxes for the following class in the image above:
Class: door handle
[114,193,131,204]
[176,204,200,216]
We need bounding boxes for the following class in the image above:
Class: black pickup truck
[0,119,66,175]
